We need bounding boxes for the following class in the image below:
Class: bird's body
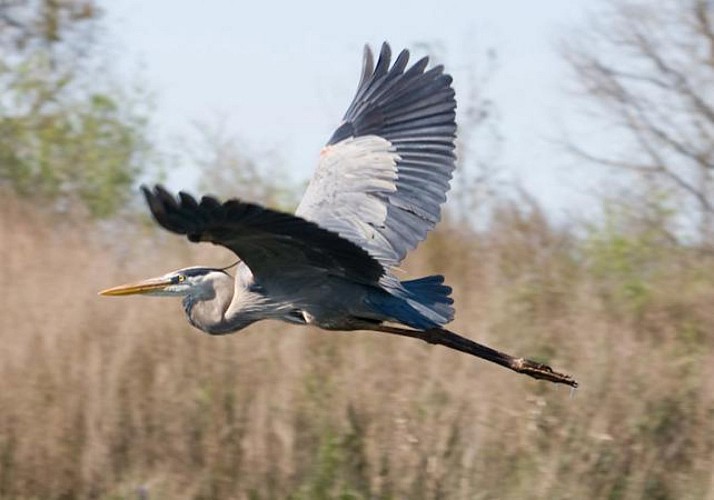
[179,264,374,334]
[100,43,577,387]
[178,262,450,334]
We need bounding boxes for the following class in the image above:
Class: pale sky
[107,0,606,218]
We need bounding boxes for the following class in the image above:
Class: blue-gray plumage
[100,43,576,387]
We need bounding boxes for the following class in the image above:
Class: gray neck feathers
[182,268,269,335]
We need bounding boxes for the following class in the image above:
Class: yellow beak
[98,277,173,296]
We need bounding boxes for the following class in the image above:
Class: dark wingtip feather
[373,42,392,77]
[200,195,221,210]
[142,185,164,220]
[154,184,179,211]
[359,45,375,89]
[178,191,199,210]
[392,49,410,74]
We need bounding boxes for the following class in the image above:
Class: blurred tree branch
[183,117,298,210]
[561,0,714,243]
[0,0,155,217]
[0,0,98,52]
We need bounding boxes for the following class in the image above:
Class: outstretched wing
[296,43,457,269]
[142,185,384,284]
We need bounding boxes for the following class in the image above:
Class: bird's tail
[367,275,454,330]
[401,275,454,326]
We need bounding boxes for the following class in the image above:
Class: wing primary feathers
[297,43,457,270]
[358,45,375,90]
[142,185,385,284]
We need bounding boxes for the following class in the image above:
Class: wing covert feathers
[296,42,457,269]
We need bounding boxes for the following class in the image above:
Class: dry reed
[1,192,713,499]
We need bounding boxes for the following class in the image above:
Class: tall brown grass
[1,191,713,499]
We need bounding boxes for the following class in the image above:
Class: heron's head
[99,267,232,299]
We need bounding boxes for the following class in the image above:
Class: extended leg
[373,324,578,388]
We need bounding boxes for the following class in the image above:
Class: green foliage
[185,119,299,210]
[582,201,675,316]
[290,410,371,500]
[0,74,151,216]
[0,1,154,218]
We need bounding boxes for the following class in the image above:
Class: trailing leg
[373,324,578,388]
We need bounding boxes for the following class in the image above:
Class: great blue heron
[100,43,577,388]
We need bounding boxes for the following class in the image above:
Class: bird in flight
[100,43,577,388]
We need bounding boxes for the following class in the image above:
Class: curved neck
[182,269,267,335]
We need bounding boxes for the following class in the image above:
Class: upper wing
[295,43,457,269]
[142,185,384,284]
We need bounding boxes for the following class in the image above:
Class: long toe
[512,358,578,388]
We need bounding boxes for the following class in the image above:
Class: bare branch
[694,0,714,66]
[633,30,714,125]
[562,0,714,240]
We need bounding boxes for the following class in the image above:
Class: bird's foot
[512,358,578,388]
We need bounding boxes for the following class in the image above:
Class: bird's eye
[177,275,186,282]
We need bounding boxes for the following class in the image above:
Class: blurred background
[1,0,713,498]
